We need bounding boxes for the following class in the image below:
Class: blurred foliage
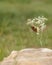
[0,0,32,3]
[0,0,52,60]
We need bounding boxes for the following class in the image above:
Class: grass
[0,0,52,60]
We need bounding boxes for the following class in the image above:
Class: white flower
[35,19,42,24]
[26,16,47,35]
[34,16,47,25]
[36,27,40,35]
[26,19,36,27]
[41,16,48,21]
[40,24,46,32]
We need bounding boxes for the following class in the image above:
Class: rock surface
[0,48,52,65]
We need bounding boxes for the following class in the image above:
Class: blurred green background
[0,0,52,60]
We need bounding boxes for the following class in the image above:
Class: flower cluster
[27,16,48,35]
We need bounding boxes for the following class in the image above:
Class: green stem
[40,32,43,47]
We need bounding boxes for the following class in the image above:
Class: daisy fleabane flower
[26,16,48,35]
